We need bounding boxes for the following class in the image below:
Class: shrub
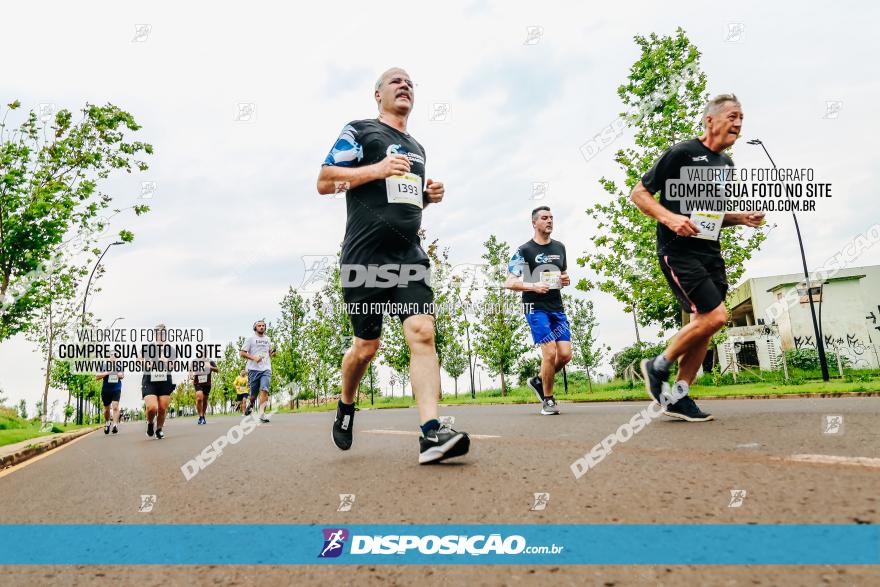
[610,342,666,378]
[785,348,850,371]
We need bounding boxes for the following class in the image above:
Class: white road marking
[364,429,501,440]
[783,454,880,468]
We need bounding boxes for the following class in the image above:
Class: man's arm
[504,273,549,294]
[630,180,700,237]
[722,212,765,227]
[317,155,411,195]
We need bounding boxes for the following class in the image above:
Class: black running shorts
[141,374,174,398]
[658,254,728,314]
[343,278,434,340]
[101,389,121,406]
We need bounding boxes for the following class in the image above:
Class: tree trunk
[64,387,71,424]
[41,304,55,428]
[586,364,593,393]
[454,377,458,398]
[500,372,507,397]
[631,301,642,346]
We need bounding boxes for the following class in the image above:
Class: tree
[381,314,411,397]
[214,340,245,411]
[567,296,611,392]
[273,287,309,398]
[0,100,152,341]
[578,28,767,336]
[473,235,529,396]
[443,337,468,397]
[51,359,100,424]
[26,268,84,427]
[17,399,27,419]
[171,379,196,416]
[302,265,351,403]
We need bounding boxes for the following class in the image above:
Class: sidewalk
[0,426,99,470]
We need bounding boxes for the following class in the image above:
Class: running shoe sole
[662,409,715,422]
[528,378,544,403]
[419,433,470,464]
[540,406,560,415]
[640,359,662,406]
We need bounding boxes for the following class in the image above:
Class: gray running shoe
[541,397,560,415]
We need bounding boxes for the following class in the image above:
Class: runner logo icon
[319,528,349,558]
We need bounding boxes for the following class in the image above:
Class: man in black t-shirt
[631,94,764,422]
[317,67,470,465]
[505,206,571,415]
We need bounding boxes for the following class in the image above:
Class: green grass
[0,407,92,448]
[278,373,880,414]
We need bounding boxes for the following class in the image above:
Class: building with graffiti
[720,264,880,371]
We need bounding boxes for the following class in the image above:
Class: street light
[77,241,125,423]
[746,139,829,381]
[108,316,125,329]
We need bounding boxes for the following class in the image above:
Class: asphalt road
[1,397,878,586]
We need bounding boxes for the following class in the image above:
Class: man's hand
[375,154,411,178]
[531,282,550,294]
[560,272,571,287]
[253,355,262,364]
[741,212,765,228]
[425,178,444,204]
[664,213,700,237]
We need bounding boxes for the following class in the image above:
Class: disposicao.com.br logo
[318,528,564,558]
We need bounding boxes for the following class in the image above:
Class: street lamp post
[746,139,829,381]
[77,241,124,423]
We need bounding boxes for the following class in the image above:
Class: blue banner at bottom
[1,525,877,565]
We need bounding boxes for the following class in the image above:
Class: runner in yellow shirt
[233,369,249,414]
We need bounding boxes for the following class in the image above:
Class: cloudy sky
[2,1,879,411]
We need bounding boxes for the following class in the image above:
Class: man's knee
[352,338,380,363]
[557,347,573,366]
[541,345,557,365]
[698,304,728,333]
[404,316,435,348]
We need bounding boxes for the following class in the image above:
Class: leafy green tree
[171,379,196,416]
[0,100,151,340]
[273,287,309,396]
[213,340,245,411]
[380,314,411,396]
[17,398,27,419]
[473,235,529,396]
[443,337,468,397]
[567,296,611,392]
[27,270,84,427]
[303,266,350,403]
[578,28,767,337]
[51,359,100,424]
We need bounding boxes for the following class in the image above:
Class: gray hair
[702,94,741,124]
[375,67,408,91]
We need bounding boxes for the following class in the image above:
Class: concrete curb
[0,426,100,470]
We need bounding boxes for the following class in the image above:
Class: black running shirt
[641,138,734,257]
[323,119,429,269]
[508,239,567,313]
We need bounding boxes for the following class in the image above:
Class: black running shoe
[331,406,354,450]
[640,357,670,405]
[244,403,253,416]
[419,424,470,464]
[155,428,165,439]
[528,376,545,403]
[663,395,714,422]
[146,420,155,437]
[111,424,118,434]
[104,421,111,435]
